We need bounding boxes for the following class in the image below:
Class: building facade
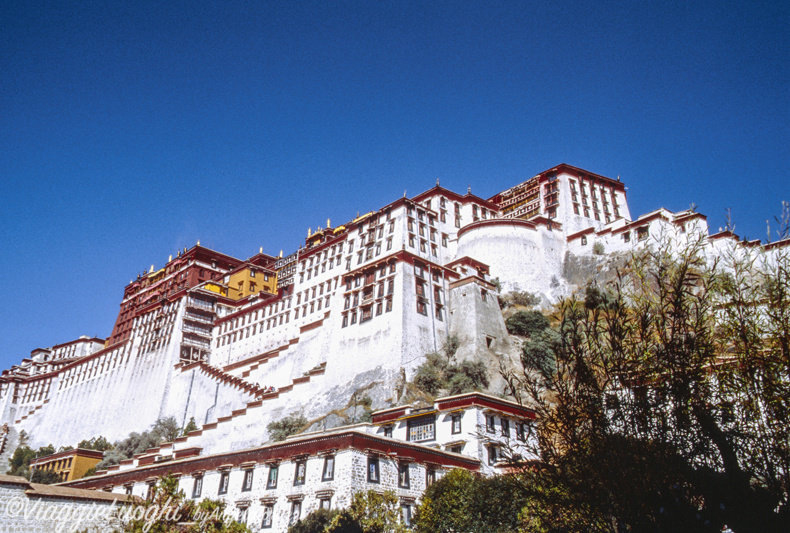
[0,163,786,492]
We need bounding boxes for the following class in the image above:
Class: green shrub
[267,413,308,442]
[505,310,550,336]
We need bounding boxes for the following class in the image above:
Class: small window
[486,415,495,433]
[242,469,253,492]
[218,472,229,495]
[451,414,462,434]
[261,504,274,528]
[192,476,203,498]
[322,456,335,481]
[367,457,380,483]
[398,462,410,489]
[238,507,248,525]
[319,497,332,510]
[581,235,587,246]
[267,465,278,489]
[383,425,393,438]
[289,501,302,526]
[426,468,436,487]
[501,418,510,437]
[488,445,498,465]
[401,505,412,527]
[294,460,306,486]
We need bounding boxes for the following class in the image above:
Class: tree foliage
[6,443,58,479]
[415,468,527,533]
[503,235,790,532]
[505,310,550,337]
[325,490,407,533]
[413,352,489,396]
[267,413,308,442]
[120,474,249,533]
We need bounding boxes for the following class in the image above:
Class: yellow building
[203,263,277,301]
[29,448,104,482]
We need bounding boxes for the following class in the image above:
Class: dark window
[426,468,436,486]
[486,415,495,433]
[398,462,410,489]
[261,505,274,528]
[451,414,462,434]
[501,418,510,437]
[242,469,253,492]
[218,472,229,495]
[192,476,202,498]
[289,501,301,525]
[383,426,393,438]
[266,465,278,489]
[401,505,412,527]
[488,445,498,465]
[368,457,380,483]
[294,460,306,486]
[322,456,335,481]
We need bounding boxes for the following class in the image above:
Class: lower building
[0,473,133,532]
[63,393,536,531]
[29,447,104,482]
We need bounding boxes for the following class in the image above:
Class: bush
[288,508,342,533]
[413,354,488,396]
[593,241,605,255]
[267,413,308,442]
[499,291,540,309]
[30,469,61,484]
[505,310,550,336]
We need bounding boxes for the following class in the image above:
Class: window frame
[367,456,380,483]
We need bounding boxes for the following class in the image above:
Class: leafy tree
[120,474,249,533]
[413,352,489,396]
[6,445,36,477]
[36,444,56,458]
[327,490,407,533]
[77,435,113,451]
[267,413,308,442]
[505,310,550,337]
[288,508,342,533]
[30,468,61,484]
[503,234,790,532]
[6,443,58,479]
[182,417,199,436]
[415,468,527,533]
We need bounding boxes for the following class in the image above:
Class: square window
[367,457,380,483]
[383,425,393,438]
[322,456,335,481]
[267,465,278,489]
[319,498,331,511]
[407,415,435,442]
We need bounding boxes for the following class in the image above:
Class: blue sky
[1,1,788,367]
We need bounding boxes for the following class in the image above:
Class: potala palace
[2,163,787,531]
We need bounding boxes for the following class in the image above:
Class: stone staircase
[0,427,19,472]
[99,361,328,474]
